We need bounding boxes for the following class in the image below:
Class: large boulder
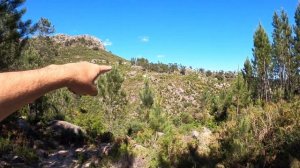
[47,120,86,145]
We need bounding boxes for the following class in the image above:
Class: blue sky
[24,0,298,71]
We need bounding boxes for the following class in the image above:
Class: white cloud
[139,36,149,43]
[157,54,165,58]
[103,39,112,46]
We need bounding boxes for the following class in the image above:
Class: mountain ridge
[52,34,106,51]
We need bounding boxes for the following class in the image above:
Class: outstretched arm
[0,62,111,121]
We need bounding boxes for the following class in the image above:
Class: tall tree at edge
[252,23,272,102]
[0,0,32,70]
[294,3,300,93]
[272,10,294,99]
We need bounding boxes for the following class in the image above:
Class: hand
[65,62,111,96]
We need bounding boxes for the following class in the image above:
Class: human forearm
[0,64,71,121]
[0,62,111,121]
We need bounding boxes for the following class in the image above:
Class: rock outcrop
[52,34,105,51]
[47,120,86,145]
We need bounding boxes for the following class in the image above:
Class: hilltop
[52,34,106,51]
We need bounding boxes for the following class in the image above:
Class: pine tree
[281,10,294,98]
[252,23,272,101]
[232,73,251,115]
[0,0,32,70]
[294,4,300,93]
[272,11,283,88]
[272,10,294,99]
[139,79,154,108]
[24,17,57,68]
[242,57,253,91]
[98,67,127,131]
[34,17,55,37]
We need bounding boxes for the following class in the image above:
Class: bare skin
[0,61,112,121]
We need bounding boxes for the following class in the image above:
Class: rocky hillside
[52,34,106,51]
[4,34,229,167]
[49,34,125,65]
[9,34,294,168]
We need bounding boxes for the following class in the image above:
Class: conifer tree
[242,57,253,91]
[35,17,55,37]
[281,10,294,98]
[232,73,251,114]
[98,67,127,131]
[0,0,32,70]
[272,11,283,88]
[252,24,272,101]
[294,4,300,91]
[140,79,154,108]
[272,10,294,99]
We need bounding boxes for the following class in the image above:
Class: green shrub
[0,137,38,165]
[0,137,12,154]
[219,103,300,166]
[72,111,105,140]
[135,128,155,147]
[98,66,128,131]
[149,106,168,132]
[139,79,154,109]
[127,121,145,137]
[13,145,38,164]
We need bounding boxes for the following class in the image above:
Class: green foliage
[98,66,127,131]
[0,137,12,154]
[179,65,186,75]
[139,79,154,108]
[179,112,194,124]
[27,96,52,123]
[272,10,294,99]
[294,4,300,90]
[209,73,251,121]
[231,73,252,113]
[19,93,66,125]
[127,120,145,137]
[20,43,43,69]
[14,145,38,164]
[131,57,180,73]
[246,8,300,102]
[0,0,33,70]
[149,106,168,132]
[222,114,262,165]
[242,57,253,91]
[252,23,272,101]
[20,18,57,69]
[73,111,105,140]
[206,70,213,77]
[4,2,300,167]
[34,17,55,37]
[153,128,217,168]
[210,90,232,121]
[0,137,38,164]
[219,100,300,166]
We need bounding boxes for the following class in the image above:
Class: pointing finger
[98,65,112,74]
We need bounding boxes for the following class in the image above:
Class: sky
[23,0,298,71]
